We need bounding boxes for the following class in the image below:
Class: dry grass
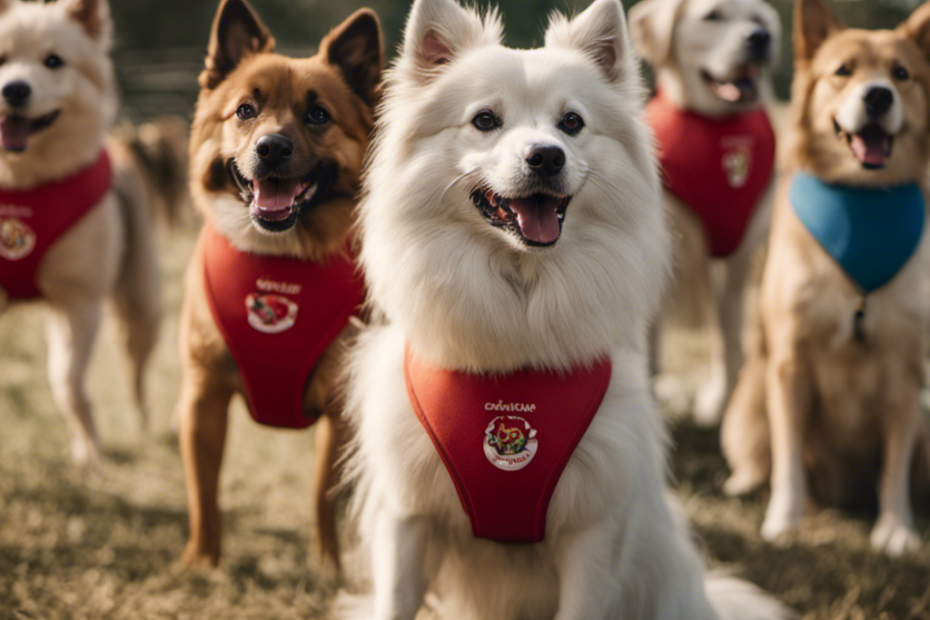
[1,216,929,619]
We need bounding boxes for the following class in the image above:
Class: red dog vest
[646,92,776,257]
[405,349,612,543]
[202,223,364,429]
[0,151,112,300]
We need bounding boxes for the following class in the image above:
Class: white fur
[341,0,793,618]
[0,0,160,462]
[835,80,905,136]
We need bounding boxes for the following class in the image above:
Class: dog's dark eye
[893,65,910,81]
[835,64,852,77]
[306,106,330,126]
[558,112,585,136]
[704,10,723,21]
[472,111,501,132]
[44,54,64,70]
[236,103,257,121]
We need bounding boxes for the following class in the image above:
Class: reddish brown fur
[178,0,381,570]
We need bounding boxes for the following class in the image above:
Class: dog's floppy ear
[200,0,275,90]
[400,0,502,84]
[628,0,686,68]
[794,0,842,64]
[59,0,113,46]
[321,9,383,107]
[545,0,635,85]
[899,0,930,59]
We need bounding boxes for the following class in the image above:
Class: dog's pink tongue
[0,117,30,152]
[253,178,307,210]
[508,195,562,245]
[850,129,889,167]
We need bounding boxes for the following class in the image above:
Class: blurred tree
[108,0,921,119]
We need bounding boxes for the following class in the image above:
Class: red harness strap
[646,92,776,257]
[202,223,364,429]
[405,349,612,543]
[0,151,112,300]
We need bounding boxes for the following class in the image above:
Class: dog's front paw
[871,515,922,556]
[693,375,727,427]
[178,542,220,570]
[760,499,802,542]
[723,469,765,497]
[654,373,695,419]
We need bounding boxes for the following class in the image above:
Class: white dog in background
[630,0,781,425]
[338,0,792,618]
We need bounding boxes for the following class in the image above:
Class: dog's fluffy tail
[706,573,796,620]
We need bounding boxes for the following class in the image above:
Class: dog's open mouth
[702,67,759,104]
[227,160,322,232]
[0,111,60,153]
[471,187,570,247]
[835,120,894,170]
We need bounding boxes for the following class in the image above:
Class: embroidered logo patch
[484,415,538,471]
[0,216,36,261]
[245,292,298,334]
[722,138,753,189]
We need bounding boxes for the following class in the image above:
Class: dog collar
[790,171,925,293]
[646,91,776,257]
[0,151,112,300]
[202,223,365,428]
[405,347,611,543]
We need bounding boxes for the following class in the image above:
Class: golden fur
[722,0,930,556]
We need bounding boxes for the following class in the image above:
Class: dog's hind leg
[721,347,770,497]
[45,300,104,464]
[178,372,232,568]
[109,161,163,431]
[369,511,431,620]
[313,410,345,573]
[871,368,923,556]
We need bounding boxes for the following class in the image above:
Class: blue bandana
[790,172,925,293]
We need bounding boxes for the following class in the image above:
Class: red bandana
[405,349,612,543]
[202,223,364,429]
[0,151,112,300]
[645,92,776,257]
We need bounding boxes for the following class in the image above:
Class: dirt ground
[1,217,929,619]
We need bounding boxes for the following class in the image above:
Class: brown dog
[722,0,930,555]
[177,0,381,569]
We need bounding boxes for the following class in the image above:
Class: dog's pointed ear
[544,0,634,85]
[899,0,930,59]
[628,0,686,68]
[59,0,113,46]
[201,0,275,90]
[321,9,383,107]
[400,0,502,84]
[794,0,842,64]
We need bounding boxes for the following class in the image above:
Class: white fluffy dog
[340,0,792,619]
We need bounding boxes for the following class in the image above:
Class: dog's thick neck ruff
[404,348,611,543]
[790,172,925,294]
[646,90,775,257]
[0,150,111,299]
[202,222,363,429]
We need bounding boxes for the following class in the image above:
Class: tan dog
[722,0,930,556]
[177,0,381,569]
[630,0,781,426]
[0,0,176,463]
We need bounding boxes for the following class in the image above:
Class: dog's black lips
[470,186,571,248]
[226,159,334,233]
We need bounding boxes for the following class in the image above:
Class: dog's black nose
[864,86,894,119]
[2,81,31,108]
[748,29,771,58]
[255,133,293,167]
[526,146,565,178]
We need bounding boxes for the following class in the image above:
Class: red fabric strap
[405,348,612,543]
[646,92,776,257]
[0,151,112,300]
[202,223,364,429]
